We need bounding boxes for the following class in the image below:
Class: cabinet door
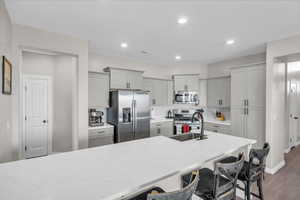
[207,79,219,107]
[231,108,245,138]
[231,69,248,108]
[186,76,199,92]
[143,78,154,105]
[153,80,168,106]
[174,76,186,91]
[150,123,156,137]
[161,122,174,137]
[247,65,266,108]
[129,71,143,90]
[221,77,231,107]
[198,79,207,107]
[88,73,109,107]
[167,80,174,105]
[110,69,128,89]
[246,108,265,148]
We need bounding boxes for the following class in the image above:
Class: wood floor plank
[238,146,300,200]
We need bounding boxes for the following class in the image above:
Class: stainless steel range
[173,109,204,135]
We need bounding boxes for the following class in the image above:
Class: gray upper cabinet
[173,75,199,92]
[198,79,207,107]
[104,67,143,90]
[207,77,230,108]
[88,72,109,108]
[143,78,172,106]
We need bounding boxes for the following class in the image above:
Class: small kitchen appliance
[89,109,104,127]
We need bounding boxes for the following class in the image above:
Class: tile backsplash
[151,105,231,121]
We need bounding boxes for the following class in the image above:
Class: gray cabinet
[198,79,207,107]
[150,121,174,137]
[104,67,143,90]
[207,77,230,108]
[143,78,172,106]
[173,75,199,92]
[231,64,266,148]
[88,72,109,108]
[88,127,114,148]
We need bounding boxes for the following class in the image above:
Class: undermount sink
[170,133,208,142]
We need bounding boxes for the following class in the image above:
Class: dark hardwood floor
[238,146,300,200]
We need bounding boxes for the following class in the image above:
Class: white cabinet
[88,127,114,148]
[231,64,266,148]
[88,72,109,108]
[143,78,172,106]
[150,121,174,137]
[207,77,230,108]
[173,75,199,92]
[104,67,143,90]
[198,79,207,107]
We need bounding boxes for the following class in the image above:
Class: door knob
[294,117,299,120]
[42,120,47,123]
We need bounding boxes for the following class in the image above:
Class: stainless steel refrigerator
[107,90,150,143]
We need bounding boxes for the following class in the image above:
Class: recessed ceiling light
[175,55,181,60]
[121,43,128,48]
[177,17,188,24]
[226,39,235,45]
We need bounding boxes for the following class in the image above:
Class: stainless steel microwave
[174,91,199,105]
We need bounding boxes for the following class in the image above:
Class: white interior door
[288,79,299,148]
[24,76,49,158]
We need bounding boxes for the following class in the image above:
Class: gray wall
[0,0,12,163]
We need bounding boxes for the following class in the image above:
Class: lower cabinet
[150,121,174,137]
[88,127,114,148]
[204,122,231,135]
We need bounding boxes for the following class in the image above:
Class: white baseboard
[265,160,285,175]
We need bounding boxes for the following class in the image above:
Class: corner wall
[266,34,300,172]
[0,0,12,163]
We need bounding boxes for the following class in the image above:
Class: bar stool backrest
[247,143,270,181]
[147,171,199,200]
[214,153,245,200]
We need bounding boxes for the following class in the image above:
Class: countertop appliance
[107,90,150,143]
[174,91,199,105]
[89,109,104,127]
[173,109,204,135]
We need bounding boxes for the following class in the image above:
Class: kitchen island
[0,131,255,200]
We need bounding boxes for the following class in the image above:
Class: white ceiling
[5,0,300,66]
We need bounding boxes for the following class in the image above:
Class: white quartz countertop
[88,123,114,130]
[205,118,231,126]
[0,131,255,200]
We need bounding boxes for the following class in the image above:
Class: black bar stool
[129,171,199,200]
[182,153,245,200]
[221,143,270,200]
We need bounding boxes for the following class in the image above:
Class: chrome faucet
[191,109,204,137]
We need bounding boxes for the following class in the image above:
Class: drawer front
[88,128,114,147]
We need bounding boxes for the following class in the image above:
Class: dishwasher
[88,128,114,148]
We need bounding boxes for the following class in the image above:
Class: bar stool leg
[257,177,264,200]
[246,181,251,200]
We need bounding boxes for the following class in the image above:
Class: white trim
[22,74,53,158]
[265,160,285,175]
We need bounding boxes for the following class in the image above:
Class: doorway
[287,61,300,149]
[21,49,78,158]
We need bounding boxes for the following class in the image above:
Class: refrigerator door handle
[132,99,137,136]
